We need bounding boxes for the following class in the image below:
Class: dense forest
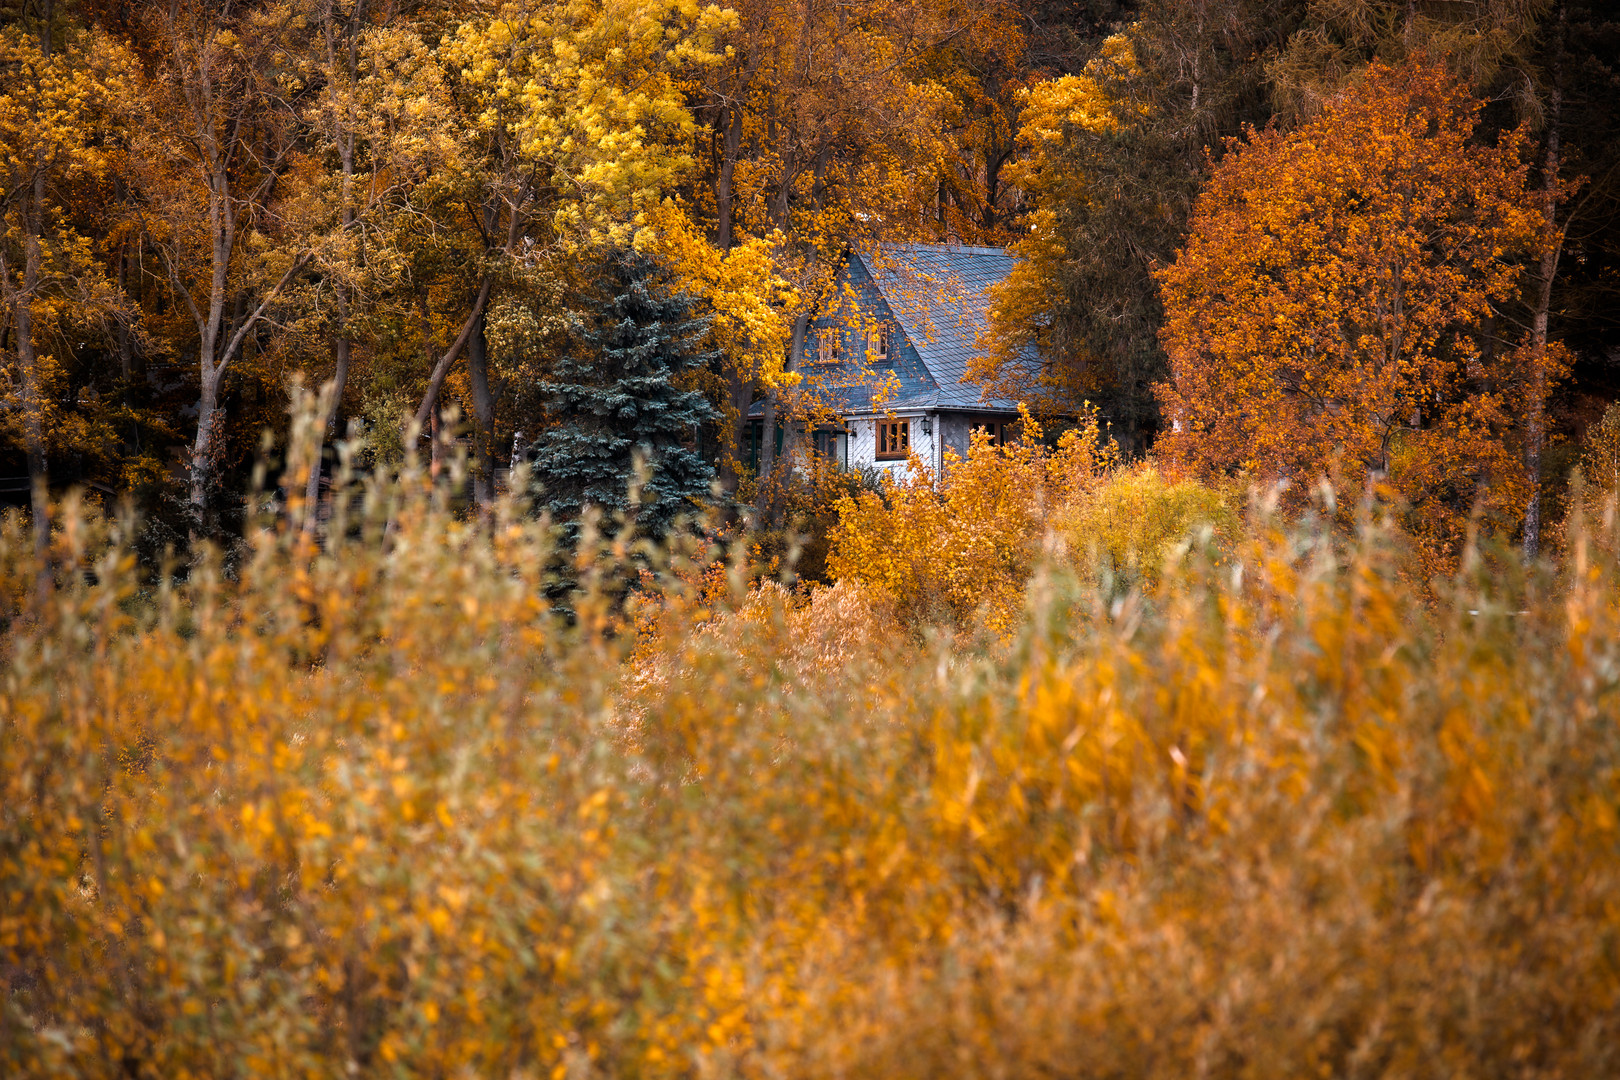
[4,0,1617,559]
[10,3,1620,1076]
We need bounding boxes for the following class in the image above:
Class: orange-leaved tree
[1155,59,1559,571]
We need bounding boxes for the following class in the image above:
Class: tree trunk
[754,311,808,515]
[717,366,752,497]
[187,133,232,512]
[115,242,143,457]
[184,251,310,515]
[1524,1,1565,562]
[16,182,51,603]
[190,364,223,509]
[716,103,743,252]
[304,112,358,532]
[468,306,496,507]
[116,241,138,386]
[430,407,443,475]
[19,0,54,602]
[755,392,776,490]
[302,334,351,531]
[410,276,493,438]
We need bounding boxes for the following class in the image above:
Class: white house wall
[844,411,1034,475]
[847,415,936,476]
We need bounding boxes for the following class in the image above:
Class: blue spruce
[528,249,719,539]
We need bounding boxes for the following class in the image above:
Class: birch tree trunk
[141,2,308,517]
[468,307,496,507]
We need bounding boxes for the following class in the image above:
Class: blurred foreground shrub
[4,437,1620,1078]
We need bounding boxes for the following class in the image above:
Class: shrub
[825,408,1118,635]
[743,445,882,585]
[4,427,1620,1079]
[1569,401,1620,551]
[1054,460,1239,592]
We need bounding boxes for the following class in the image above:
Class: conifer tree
[528,249,719,538]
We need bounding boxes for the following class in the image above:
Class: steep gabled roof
[857,243,1030,411]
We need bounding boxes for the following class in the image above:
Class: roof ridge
[872,241,1013,258]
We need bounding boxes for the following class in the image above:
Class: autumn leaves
[1157,60,1568,574]
[9,420,1620,1076]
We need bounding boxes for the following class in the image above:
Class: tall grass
[4,421,1619,1078]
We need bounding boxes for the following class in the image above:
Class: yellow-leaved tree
[639,201,800,487]
[971,33,1135,412]
[395,0,735,489]
[0,21,130,576]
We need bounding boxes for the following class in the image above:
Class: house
[751,243,1032,475]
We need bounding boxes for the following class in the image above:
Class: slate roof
[855,243,1031,411]
[750,242,1036,419]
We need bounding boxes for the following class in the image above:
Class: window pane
[876,419,910,460]
[817,330,840,365]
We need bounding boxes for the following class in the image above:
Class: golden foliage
[971,33,1137,407]
[1156,60,1557,573]
[826,407,1118,634]
[5,409,1620,1077]
[1566,400,1620,554]
[1579,401,1620,505]
[0,24,132,468]
[1054,460,1240,591]
[642,205,799,392]
[740,442,875,584]
[441,0,736,247]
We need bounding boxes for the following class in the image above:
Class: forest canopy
[0,0,1611,560]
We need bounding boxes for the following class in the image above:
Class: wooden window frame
[876,419,910,461]
[816,329,842,365]
[812,428,847,468]
[973,419,1017,447]
[867,323,890,363]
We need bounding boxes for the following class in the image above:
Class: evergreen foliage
[527,249,719,537]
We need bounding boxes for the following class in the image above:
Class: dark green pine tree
[528,249,719,539]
